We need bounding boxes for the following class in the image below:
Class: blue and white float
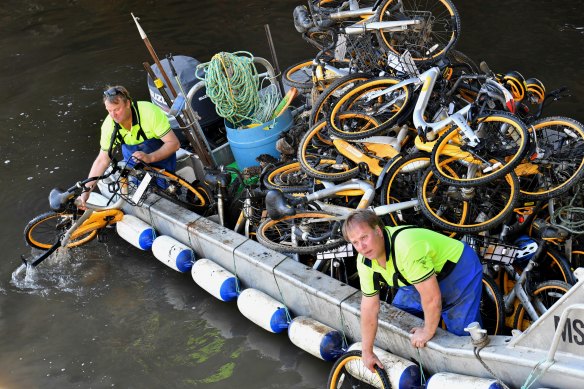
[115,214,155,250]
[237,288,289,333]
[151,235,194,272]
[288,316,344,361]
[349,343,421,389]
[191,258,239,302]
[426,372,505,389]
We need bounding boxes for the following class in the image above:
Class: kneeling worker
[342,209,483,372]
[78,85,180,208]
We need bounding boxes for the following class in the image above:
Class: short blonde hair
[342,209,383,241]
[102,85,131,104]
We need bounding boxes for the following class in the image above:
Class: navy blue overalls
[113,102,176,188]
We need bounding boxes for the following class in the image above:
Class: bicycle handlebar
[48,158,129,212]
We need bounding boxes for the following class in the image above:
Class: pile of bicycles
[265,0,584,337]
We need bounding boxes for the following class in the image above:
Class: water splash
[11,247,108,296]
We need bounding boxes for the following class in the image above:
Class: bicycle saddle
[49,187,74,212]
[204,169,231,188]
[265,190,296,220]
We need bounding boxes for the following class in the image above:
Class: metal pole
[132,13,178,98]
[264,24,285,96]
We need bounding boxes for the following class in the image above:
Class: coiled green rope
[196,51,279,128]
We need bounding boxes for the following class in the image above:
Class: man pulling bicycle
[78,85,180,208]
[342,209,483,372]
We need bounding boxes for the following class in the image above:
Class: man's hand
[77,191,90,211]
[362,349,384,373]
[410,326,435,348]
[131,151,151,163]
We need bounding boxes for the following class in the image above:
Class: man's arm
[361,294,384,372]
[410,275,441,348]
[78,150,111,209]
[132,130,180,164]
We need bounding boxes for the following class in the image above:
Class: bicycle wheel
[327,350,391,389]
[256,211,345,254]
[305,27,335,52]
[139,166,212,212]
[481,274,505,336]
[380,152,431,226]
[310,73,371,126]
[431,111,529,186]
[24,211,97,250]
[418,157,519,233]
[374,0,461,64]
[298,119,362,182]
[282,59,315,91]
[327,76,413,140]
[536,247,577,285]
[262,161,315,193]
[517,116,584,200]
[284,58,352,91]
[513,280,571,331]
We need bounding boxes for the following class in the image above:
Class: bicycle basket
[316,242,355,261]
[340,33,387,73]
[463,234,519,265]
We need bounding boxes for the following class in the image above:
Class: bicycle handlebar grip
[293,5,314,33]
[48,187,75,212]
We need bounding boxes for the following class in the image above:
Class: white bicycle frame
[324,1,421,35]
[367,66,482,146]
[286,178,419,220]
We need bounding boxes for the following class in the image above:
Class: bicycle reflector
[513,235,539,263]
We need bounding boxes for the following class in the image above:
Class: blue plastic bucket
[225,108,293,170]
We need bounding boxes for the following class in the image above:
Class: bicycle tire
[327,76,412,140]
[282,59,316,91]
[298,119,362,182]
[304,27,335,52]
[310,72,371,126]
[374,0,461,64]
[481,274,505,336]
[431,111,529,186]
[513,280,571,332]
[24,211,97,250]
[418,157,519,233]
[256,211,345,254]
[573,250,584,269]
[379,152,431,227]
[262,161,315,193]
[537,247,577,285]
[327,350,391,389]
[517,116,584,200]
[138,166,211,212]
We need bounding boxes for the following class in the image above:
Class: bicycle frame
[271,178,419,220]
[61,198,125,248]
[502,261,549,322]
[331,125,409,176]
[368,67,480,145]
[315,2,421,36]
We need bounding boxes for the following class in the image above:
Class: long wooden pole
[131,13,178,98]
